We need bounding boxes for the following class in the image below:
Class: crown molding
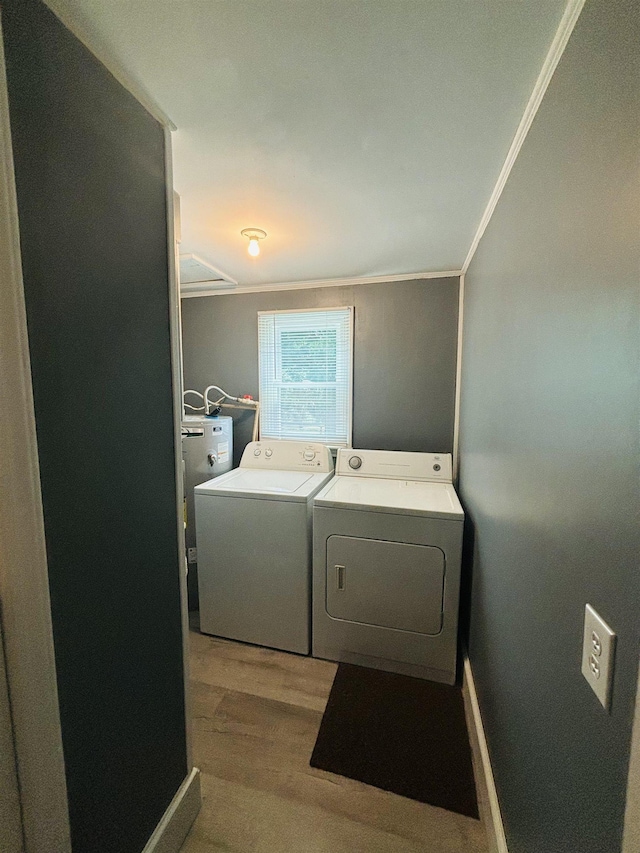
[462,0,586,274]
[180,269,462,298]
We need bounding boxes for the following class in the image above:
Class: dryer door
[325,535,445,635]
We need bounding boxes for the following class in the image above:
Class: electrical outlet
[187,547,197,564]
[581,604,616,711]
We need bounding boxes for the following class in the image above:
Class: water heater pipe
[183,386,260,441]
[183,389,206,411]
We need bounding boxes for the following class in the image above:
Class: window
[258,307,353,446]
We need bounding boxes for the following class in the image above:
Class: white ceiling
[46,0,567,287]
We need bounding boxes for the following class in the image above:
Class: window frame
[257,305,354,448]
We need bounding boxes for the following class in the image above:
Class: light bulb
[241,228,266,256]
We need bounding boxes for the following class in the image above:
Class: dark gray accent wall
[2,2,187,852]
[182,278,459,466]
[458,2,639,852]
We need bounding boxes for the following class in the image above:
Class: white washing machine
[312,449,463,684]
[195,440,334,654]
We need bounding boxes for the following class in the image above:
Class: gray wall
[458,1,639,852]
[3,2,187,851]
[182,278,459,465]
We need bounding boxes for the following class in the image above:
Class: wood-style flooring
[180,621,489,853]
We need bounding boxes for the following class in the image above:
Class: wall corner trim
[461,0,586,274]
[462,657,509,853]
[452,273,464,481]
[142,767,201,853]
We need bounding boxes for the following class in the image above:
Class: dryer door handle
[335,564,346,591]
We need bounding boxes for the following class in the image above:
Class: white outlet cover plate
[581,604,616,711]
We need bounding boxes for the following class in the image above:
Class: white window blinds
[258,307,353,447]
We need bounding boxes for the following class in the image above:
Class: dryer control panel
[240,440,334,472]
[335,449,452,482]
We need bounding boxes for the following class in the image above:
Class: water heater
[182,414,233,608]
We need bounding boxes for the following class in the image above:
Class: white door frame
[0,615,23,853]
[0,13,71,852]
[164,131,193,769]
[0,11,195,851]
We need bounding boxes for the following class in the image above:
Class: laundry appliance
[312,449,463,684]
[195,440,334,654]
[182,414,233,608]
[182,415,233,547]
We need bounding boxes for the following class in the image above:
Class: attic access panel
[179,253,237,292]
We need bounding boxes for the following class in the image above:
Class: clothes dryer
[312,449,463,683]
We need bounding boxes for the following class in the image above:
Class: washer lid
[313,476,463,519]
[195,467,334,501]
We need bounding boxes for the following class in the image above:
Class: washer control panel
[336,449,453,482]
[240,441,334,472]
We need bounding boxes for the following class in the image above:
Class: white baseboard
[462,657,509,853]
[142,767,201,853]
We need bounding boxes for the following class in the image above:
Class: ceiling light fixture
[241,228,267,257]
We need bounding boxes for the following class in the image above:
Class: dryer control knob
[265,449,273,458]
[348,455,362,469]
[253,448,261,457]
[303,449,316,461]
